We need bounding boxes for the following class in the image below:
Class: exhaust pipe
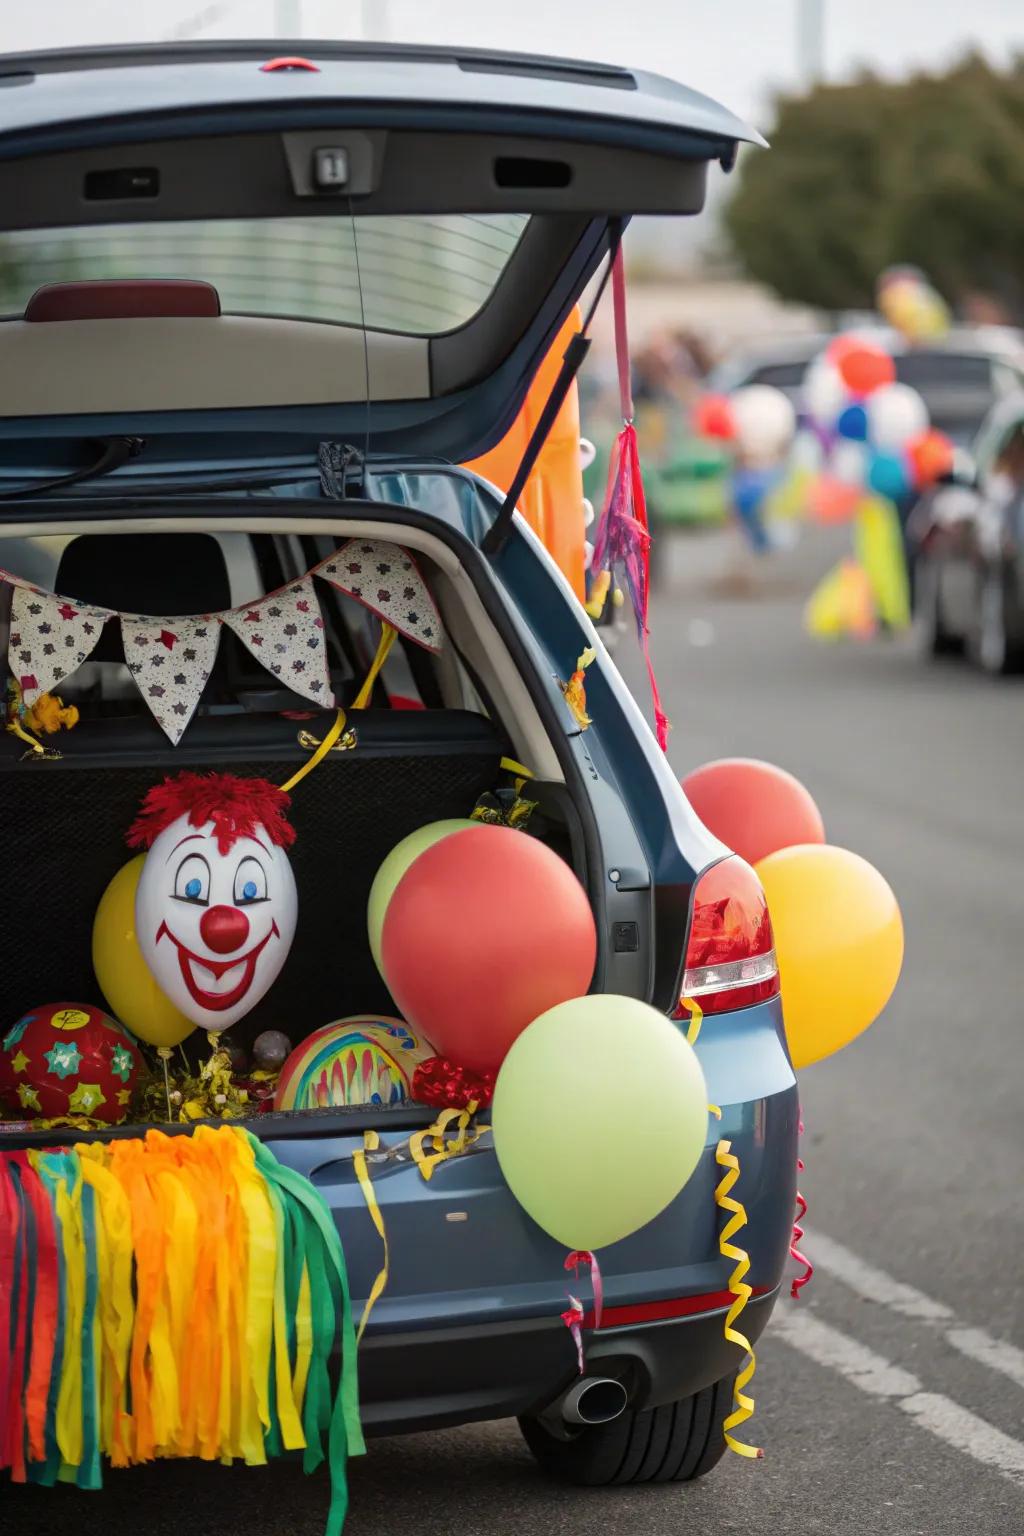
[560,1376,629,1426]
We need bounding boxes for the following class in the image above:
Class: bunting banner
[1,542,442,746]
[316,540,442,654]
[222,575,333,709]
[121,613,221,746]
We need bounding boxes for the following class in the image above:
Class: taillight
[675,855,779,1016]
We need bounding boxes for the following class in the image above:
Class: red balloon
[682,758,825,868]
[836,344,896,396]
[808,474,860,525]
[380,825,596,1074]
[824,333,866,367]
[906,428,954,488]
[693,393,737,441]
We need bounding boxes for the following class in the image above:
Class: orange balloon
[837,344,896,397]
[693,392,737,440]
[907,429,954,488]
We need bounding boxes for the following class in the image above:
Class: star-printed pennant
[223,575,333,707]
[120,612,221,744]
[8,586,114,703]
[315,539,442,653]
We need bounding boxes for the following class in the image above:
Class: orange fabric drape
[464,307,587,600]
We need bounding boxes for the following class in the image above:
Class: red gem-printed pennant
[223,575,333,707]
[8,586,114,703]
[120,613,221,744]
[315,540,442,653]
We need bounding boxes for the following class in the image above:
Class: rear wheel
[518,1373,735,1487]
[969,570,1024,676]
[914,558,961,657]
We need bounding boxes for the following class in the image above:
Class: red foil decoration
[790,1116,814,1298]
[412,1056,496,1110]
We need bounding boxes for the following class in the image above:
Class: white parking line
[773,1310,1024,1489]
[809,1231,1024,1393]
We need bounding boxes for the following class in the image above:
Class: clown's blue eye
[185,878,202,899]
[234,855,267,905]
[174,853,210,905]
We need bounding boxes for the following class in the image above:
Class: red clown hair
[127,772,297,855]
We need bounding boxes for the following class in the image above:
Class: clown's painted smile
[155,919,282,1012]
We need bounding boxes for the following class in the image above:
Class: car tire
[518,1373,735,1487]
[969,571,1023,676]
[914,558,961,657]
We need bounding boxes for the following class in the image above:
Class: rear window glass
[0,213,528,335]
[747,362,808,390]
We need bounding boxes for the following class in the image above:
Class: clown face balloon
[129,773,298,1032]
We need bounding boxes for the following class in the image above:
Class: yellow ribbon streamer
[353,1130,389,1345]
[679,996,703,1047]
[714,1138,762,1459]
[278,622,397,795]
[54,1169,85,1471]
[409,1107,484,1182]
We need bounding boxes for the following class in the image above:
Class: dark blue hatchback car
[0,39,797,1488]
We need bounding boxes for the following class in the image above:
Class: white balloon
[803,357,848,426]
[867,383,929,451]
[831,439,869,487]
[730,385,796,459]
[136,811,297,1032]
[583,539,594,571]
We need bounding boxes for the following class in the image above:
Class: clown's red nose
[200,904,251,954]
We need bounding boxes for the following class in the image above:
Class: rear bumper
[357,1287,780,1436]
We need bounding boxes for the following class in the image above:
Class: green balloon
[492,995,709,1251]
[367,819,479,977]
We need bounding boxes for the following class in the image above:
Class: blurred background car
[907,392,1024,674]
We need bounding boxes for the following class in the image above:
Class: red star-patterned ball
[0,1002,143,1124]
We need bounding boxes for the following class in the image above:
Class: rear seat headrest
[55,532,232,616]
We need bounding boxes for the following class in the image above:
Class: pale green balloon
[367,819,479,976]
[492,995,709,1251]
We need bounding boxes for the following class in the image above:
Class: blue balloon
[868,452,909,501]
[837,403,869,441]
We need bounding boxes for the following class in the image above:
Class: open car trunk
[0,513,590,1144]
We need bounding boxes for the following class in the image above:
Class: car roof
[715,325,1024,376]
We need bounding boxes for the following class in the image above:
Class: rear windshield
[0,213,528,335]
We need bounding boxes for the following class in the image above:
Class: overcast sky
[4,0,1021,127]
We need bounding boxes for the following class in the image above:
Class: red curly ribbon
[790,1115,813,1298]
[412,1057,495,1110]
[561,1296,585,1374]
[565,1249,603,1331]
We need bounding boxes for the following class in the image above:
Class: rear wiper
[0,436,144,501]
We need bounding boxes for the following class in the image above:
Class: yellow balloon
[92,854,194,1048]
[756,844,903,1070]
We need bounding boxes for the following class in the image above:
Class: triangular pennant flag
[8,586,114,703]
[223,576,333,707]
[316,540,442,653]
[120,613,221,744]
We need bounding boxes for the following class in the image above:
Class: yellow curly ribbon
[679,996,703,1046]
[352,622,397,709]
[714,1138,763,1459]
[409,1106,484,1182]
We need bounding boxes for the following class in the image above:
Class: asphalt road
[4,526,1023,1536]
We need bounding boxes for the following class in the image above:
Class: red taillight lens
[675,855,779,1016]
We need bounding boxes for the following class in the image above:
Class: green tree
[724,57,1024,320]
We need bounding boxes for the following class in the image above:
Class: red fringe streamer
[412,1057,495,1110]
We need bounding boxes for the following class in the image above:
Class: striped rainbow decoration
[274,1017,435,1113]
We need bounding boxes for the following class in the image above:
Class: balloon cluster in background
[876,265,951,345]
[681,757,903,1070]
[802,334,954,521]
[693,384,797,550]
